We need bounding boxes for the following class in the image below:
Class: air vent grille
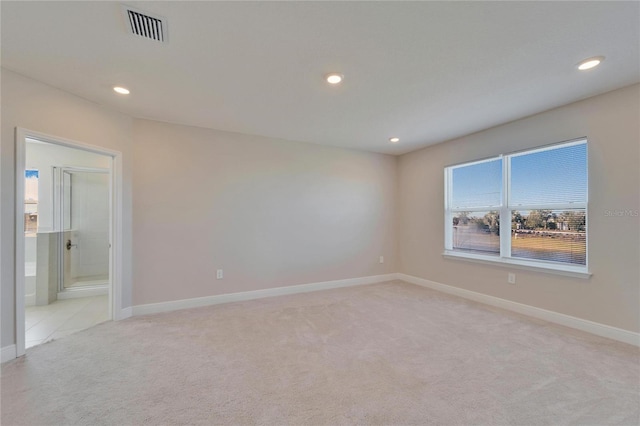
[123,7,167,42]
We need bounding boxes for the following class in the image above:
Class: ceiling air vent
[122,5,168,43]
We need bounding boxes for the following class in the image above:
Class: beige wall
[1,70,134,348]
[2,69,637,352]
[398,84,640,332]
[132,119,397,305]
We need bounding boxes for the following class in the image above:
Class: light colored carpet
[1,280,638,425]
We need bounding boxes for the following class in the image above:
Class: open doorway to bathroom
[57,167,110,294]
[18,135,114,350]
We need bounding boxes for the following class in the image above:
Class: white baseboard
[57,286,108,299]
[1,345,17,363]
[117,307,133,320]
[133,273,398,316]
[25,293,36,306]
[397,273,640,347]
[127,271,639,347]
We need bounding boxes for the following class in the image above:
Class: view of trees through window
[446,140,587,268]
[452,211,500,254]
[452,209,586,265]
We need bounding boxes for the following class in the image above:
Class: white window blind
[445,139,588,272]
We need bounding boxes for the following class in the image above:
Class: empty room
[1,1,638,425]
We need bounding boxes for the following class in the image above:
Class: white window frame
[443,138,590,279]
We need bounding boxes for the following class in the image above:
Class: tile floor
[25,295,109,349]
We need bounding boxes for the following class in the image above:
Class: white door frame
[14,128,124,357]
[55,166,110,294]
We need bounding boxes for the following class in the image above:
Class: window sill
[442,251,592,279]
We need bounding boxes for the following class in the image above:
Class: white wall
[132,119,397,305]
[398,84,640,333]
[1,69,134,348]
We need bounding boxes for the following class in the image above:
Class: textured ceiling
[2,1,638,155]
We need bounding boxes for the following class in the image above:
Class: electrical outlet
[508,273,516,284]
[216,269,223,280]
[379,256,384,264]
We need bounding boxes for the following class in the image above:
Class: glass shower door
[61,169,110,289]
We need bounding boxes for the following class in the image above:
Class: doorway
[56,167,110,296]
[15,129,123,356]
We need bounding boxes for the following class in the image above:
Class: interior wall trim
[1,345,17,364]
[117,307,133,320]
[5,272,636,364]
[132,273,399,317]
[397,273,640,347]
[13,127,124,359]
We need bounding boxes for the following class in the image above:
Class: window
[444,139,588,275]
[24,169,39,236]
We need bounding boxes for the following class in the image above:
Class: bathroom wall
[25,140,110,232]
[24,237,37,305]
[24,141,111,301]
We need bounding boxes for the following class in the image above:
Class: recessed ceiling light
[389,137,400,143]
[113,86,130,95]
[577,56,604,71]
[325,73,344,84]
